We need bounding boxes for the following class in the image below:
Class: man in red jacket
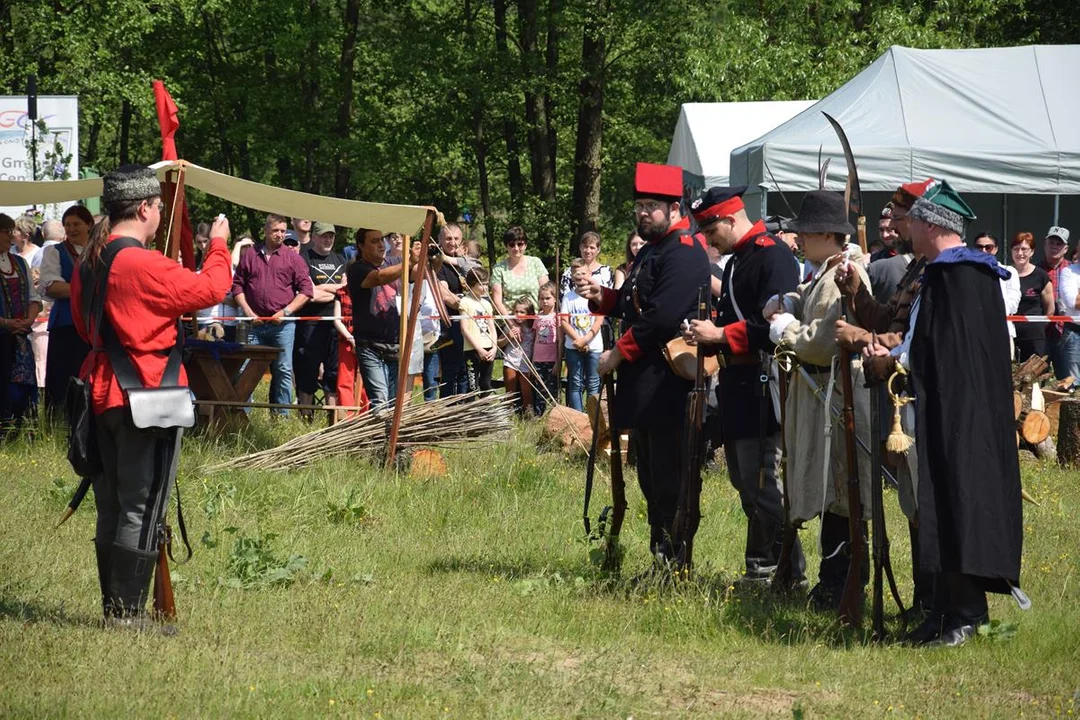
[71,165,232,630]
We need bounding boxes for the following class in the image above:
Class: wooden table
[184,343,282,426]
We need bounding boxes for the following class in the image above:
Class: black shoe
[923,615,989,648]
[807,582,842,612]
[905,612,946,645]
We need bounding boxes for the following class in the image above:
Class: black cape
[911,250,1022,594]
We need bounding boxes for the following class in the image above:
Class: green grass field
[1,411,1077,719]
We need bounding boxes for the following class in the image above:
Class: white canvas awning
[730,45,1080,196]
[667,101,816,189]
[0,159,433,234]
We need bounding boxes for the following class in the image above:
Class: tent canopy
[730,45,1080,196]
[667,101,816,189]
[0,160,433,235]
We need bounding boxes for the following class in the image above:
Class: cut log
[1032,435,1057,462]
[1019,409,1051,445]
[1051,376,1075,392]
[1012,355,1050,388]
[1057,399,1080,468]
[1013,392,1023,420]
[1031,384,1045,412]
[542,405,592,455]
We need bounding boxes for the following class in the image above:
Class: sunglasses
[974,244,996,253]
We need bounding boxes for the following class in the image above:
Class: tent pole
[386,209,434,469]
[759,188,768,222]
[1002,194,1008,251]
[1054,194,1060,225]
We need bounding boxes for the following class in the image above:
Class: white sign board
[0,95,80,218]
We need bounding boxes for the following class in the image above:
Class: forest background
[0,0,1072,262]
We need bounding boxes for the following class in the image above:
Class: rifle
[603,373,626,572]
[771,349,799,591]
[836,297,866,629]
[153,523,177,621]
[672,286,709,570]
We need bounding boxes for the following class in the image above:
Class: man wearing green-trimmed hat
[865,179,1027,647]
[296,221,347,416]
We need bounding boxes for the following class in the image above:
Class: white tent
[729,45,1080,241]
[667,101,816,190]
[0,159,433,235]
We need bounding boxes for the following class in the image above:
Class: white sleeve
[1001,265,1021,315]
[890,295,920,370]
[1060,265,1080,317]
[38,244,63,293]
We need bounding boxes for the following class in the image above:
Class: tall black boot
[908,522,935,616]
[105,544,158,630]
[94,541,112,618]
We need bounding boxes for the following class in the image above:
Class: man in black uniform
[296,221,347,416]
[579,162,710,561]
[687,186,805,584]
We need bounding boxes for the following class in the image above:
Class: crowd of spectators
[5,198,1075,437]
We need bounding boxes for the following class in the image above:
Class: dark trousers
[438,324,470,397]
[934,572,989,624]
[45,324,90,413]
[725,433,806,580]
[818,511,869,590]
[93,408,181,553]
[294,321,339,394]
[632,426,683,534]
[464,350,493,393]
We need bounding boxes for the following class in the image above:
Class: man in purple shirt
[232,213,313,414]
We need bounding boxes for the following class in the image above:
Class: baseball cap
[312,221,336,236]
[1047,226,1070,244]
[283,235,300,247]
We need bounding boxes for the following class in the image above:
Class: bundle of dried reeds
[204,391,516,473]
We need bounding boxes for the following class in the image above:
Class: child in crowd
[332,282,370,419]
[459,267,496,394]
[560,259,602,411]
[531,282,559,414]
[498,296,536,416]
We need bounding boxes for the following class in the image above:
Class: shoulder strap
[81,238,185,391]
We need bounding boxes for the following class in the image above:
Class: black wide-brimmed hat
[787,190,855,236]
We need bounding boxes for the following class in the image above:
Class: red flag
[152,80,194,269]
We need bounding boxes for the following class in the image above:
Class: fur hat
[909,179,975,237]
[102,164,161,205]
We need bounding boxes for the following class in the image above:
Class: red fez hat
[893,178,934,208]
[634,162,683,201]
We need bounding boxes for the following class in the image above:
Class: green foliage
[223,528,308,589]
[324,487,371,526]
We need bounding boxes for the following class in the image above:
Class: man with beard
[868,204,907,302]
[684,186,804,586]
[577,162,709,562]
[864,179,1025,647]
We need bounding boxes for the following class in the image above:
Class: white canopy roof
[0,160,433,234]
[667,101,816,188]
[730,45,1080,195]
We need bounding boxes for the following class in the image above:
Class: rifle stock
[837,342,866,629]
[603,375,627,571]
[153,525,177,621]
[672,286,708,570]
[772,361,798,591]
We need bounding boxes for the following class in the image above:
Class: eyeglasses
[974,244,996,253]
[1012,246,1032,254]
[633,200,665,214]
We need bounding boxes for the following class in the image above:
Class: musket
[771,349,799,592]
[836,300,866,629]
[603,373,627,572]
[822,112,867,255]
[671,285,709,571]
[153,524,177,621]
[55,477,93,528]
[868,378,900,639]
[583,387,604,538]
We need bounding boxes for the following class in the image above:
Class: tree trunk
[335,0,360,198]
[465,0,497,267]
[85,117,101,168]
[518,0,555,202]
[570,0,607,248]
[1057,398,1080,467]
[494,0,525,210]
[544,0,559,178]
[119,98,132,165]
[300,0,320,194]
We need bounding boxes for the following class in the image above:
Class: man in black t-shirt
[347,227,415,409]
[295,222,347,415]
[434,223,471,396]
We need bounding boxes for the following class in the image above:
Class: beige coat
[774,253,872,522]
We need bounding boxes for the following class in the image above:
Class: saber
[795,364,900,487]
[56,477,93,528]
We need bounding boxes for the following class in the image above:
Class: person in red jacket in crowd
[70,164,233,630]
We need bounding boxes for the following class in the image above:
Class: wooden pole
[386,211,434,467]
